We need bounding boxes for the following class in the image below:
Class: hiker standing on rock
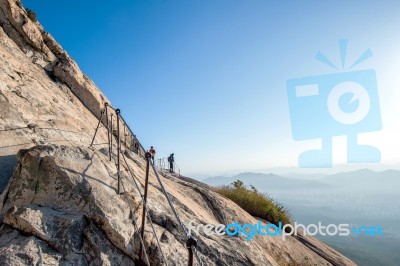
[149,146,156,164]
[168,153,174,173]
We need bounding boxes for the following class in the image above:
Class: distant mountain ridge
[203,171,332,191]
[203,169,400,191]
[322,169,400,186]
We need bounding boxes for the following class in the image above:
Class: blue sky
[22,0,400,176]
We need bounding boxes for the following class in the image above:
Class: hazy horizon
[202,169,400,265]
[187,163,400,180]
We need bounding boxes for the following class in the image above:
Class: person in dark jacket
[168,153,174,173]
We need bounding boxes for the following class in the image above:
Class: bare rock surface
[0,145,356,266]
[0,0,115,191]
[0,0,357,265]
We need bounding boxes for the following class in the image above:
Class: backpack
[168,156,172,162]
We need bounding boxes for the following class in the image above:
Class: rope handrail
[90,103,207,266]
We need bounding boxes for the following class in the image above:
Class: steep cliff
[0,0,112,192]
[0,1,356,265]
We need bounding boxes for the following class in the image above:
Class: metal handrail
[149,161,205,266]
[156,158,181,177]
[90,103,206,266]
[121,152,168,266]
[105,103,146,156]
[173,161,181,176]
[90,107,153,265]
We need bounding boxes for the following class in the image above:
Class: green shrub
[215,180,291,226]
[26,8,37,22]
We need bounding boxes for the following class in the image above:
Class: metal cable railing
[102,133,167,265]
[90,106,154,265]
[90,103,206,266]
[121,152,168,266]
[156,158,181,177]
[149,162,205,266]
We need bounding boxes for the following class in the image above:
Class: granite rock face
[0,0,357,265]
[0,145,356,266]
[0,0,121,192]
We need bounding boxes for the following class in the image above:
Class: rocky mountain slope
[0,0,356,265]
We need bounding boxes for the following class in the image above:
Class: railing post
[139,152,151,261]
[105,103,112,161]
[124,124,127,147]
[90,108,104,147]
[116,109,121,195]
[186,237,197,266]
[110,113,113,157]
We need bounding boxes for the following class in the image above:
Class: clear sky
[22,0,400,177]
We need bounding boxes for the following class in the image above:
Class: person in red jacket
[149,146,156,164]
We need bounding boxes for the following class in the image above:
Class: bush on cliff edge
[215,180,291,226]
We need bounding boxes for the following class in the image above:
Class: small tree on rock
[26,8,37,22]
[232,180,244,189]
